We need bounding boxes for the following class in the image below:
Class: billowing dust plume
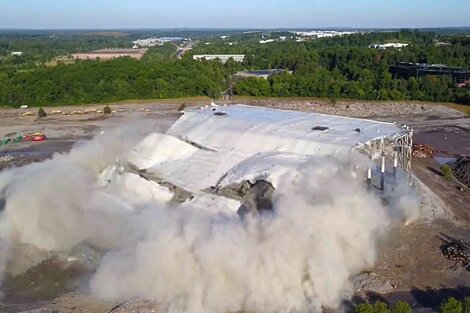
[0,123,419,313]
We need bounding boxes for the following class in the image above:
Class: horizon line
[1,26,470,31]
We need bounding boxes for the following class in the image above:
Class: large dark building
[390,62,470,87]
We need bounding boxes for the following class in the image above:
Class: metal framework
[353,125,413,173]
[393,130,413,173]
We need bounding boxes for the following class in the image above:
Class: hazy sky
[1,0,469,29]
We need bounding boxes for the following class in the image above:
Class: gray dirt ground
[1,100,469,313]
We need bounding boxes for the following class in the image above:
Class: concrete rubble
[352,271,395,296]
[412,144,436,158]
[440,236,470,270]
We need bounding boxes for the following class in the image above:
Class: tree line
[0,30,469,107]
[0,57,229,107]
[355,297,470,313]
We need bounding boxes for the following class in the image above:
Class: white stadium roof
[168,104,405,155]
[125,105,408,193]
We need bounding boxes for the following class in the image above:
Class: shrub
[103,106,112,114]
[393,301,412,313]
[373,301,390,313]
[441,297,462,313]
[356,303,374,313]
[463,297,470,313]
[37,108,47,118]
[441,164,454,181]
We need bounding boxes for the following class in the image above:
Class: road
[176,39,194,59]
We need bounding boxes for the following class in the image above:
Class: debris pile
[0,155,15,163]
[352,271,395,296]
[412,144,456,159]
[440,237,470,270]
[20,111,35,117]
[249,100,431,118]
[412,144,436,158]
[451,157,470,188]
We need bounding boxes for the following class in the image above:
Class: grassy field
[445,103,470,114]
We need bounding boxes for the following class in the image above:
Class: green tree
[154,78,170,99]
[392,301,412,313]
[463,297,470,313]
[235,78,271,97]
[112,78,131,99]
[373,301,390,313]
[441,297,462,313]
[441,164,454,181]
[356,303,374,313]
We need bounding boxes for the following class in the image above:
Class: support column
[393,151,398,181]
[380,156,385,191]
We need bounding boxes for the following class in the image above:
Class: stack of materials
[0,155,15,163]
[441,238,470,270]
[412,144,436,158]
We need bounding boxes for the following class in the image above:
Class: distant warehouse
[390,62,470,88]
[235,69,292,79]
[193,54,245,63]
[72,49,147,61]
[369,43,409,49]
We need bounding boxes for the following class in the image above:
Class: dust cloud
[0,123,419,313]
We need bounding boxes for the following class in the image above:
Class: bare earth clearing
[0,100,469,313]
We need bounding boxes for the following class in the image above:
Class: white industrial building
[369,43,409,49]
[132,37,186,48]
[291,30,358,38]
[259,39,275,44]
[193,54,245,63]
[234,69,291,79]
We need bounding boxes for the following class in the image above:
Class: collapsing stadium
[96,104,415,217]
[129,105,412,190]
[0,104,420,313]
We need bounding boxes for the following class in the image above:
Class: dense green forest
[0,58,228,106]
[0,30,469,107]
